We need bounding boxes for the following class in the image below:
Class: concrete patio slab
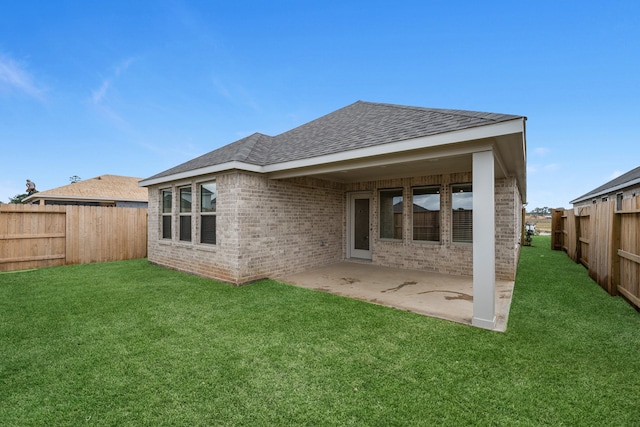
[280,261,515,332]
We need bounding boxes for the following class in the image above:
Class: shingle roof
[25,175,148,202]
[145,101,523,181]
[571,166,640,203]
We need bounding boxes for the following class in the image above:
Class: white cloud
[608,170,623,180]
[114,58,134,76]
[533,147,550,156]
[211,76,260,112]
[0,53,45,100]
[90,57,134,106]
[544,163,560,171]
[91,79,111,104]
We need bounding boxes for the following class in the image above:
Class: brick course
[147,171,521,283]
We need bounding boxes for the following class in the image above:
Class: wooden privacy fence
[551,196,640,310]
[0,204,147,272]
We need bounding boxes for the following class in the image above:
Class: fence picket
[0,204,147,272]
[551,197,640,310]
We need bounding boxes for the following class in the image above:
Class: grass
[1,236,639,426]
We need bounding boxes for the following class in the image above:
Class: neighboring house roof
[141,101,525,185]
[24,174,148,204]
[571,166,640,204]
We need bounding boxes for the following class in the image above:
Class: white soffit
[139,119,525,187]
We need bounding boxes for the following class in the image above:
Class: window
[179,186,192,242]
[412,186,440,241]
[451,183,472,243]
[379,189,403,239]
[161,189,172,239]
[200,182,217,244]
[616,193,623,211]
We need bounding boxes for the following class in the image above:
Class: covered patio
[281,262,515,332]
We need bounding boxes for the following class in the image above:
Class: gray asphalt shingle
[145,101,522,181]
[572,166,640,202]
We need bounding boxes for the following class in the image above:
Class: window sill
[157,239,217,252]
[411,240,441,245]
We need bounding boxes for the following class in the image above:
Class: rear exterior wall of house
[146,171,522,283]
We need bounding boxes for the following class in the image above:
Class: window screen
[412,186,440,241]
[179,187,192,242]
[451,184,472,243]
[380,189,403,239]
[200,182,217,244]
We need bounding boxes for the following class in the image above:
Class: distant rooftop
[24,174,148,203]
[571,166,640,204]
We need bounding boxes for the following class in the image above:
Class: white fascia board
[570,177,640,204]
[262,119,524,174]
[138,119,524,186]
[26,194,146,203]
[268,141,494,180]
[138,161,263,187]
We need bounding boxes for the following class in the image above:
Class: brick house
[140,101,527,329]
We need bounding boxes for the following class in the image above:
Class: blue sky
[1,1,638,209]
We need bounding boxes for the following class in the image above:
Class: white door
[348,192,372,260]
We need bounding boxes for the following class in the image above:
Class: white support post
[472,150,496,329]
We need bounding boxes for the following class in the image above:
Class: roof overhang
[24,194,148,203]
[139,118,527,201]
[570,177,640,204]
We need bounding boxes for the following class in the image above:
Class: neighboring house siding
[573,185,640,208]
[116,201,149,208]
[147,171,521,283]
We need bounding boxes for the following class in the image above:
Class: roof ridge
[233,132,266,162]
[356,101,522,121]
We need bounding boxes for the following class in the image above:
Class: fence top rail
[616,208,640,215]
[0,204,66,213]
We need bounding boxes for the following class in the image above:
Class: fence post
[574,212,582,265]
[609,202,621,296]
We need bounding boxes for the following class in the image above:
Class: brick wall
[233,174,345,283]
[495,176,522,280]
[146,170,521,283]
[346,173,521,280]
[147,172,345,284]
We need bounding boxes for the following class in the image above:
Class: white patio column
[472,149,496,329]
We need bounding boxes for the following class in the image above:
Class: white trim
[139,161,263,187]
[263,121,522,175]
[24,194,147,203]
[347,192,372,260]
[471,149,497,330]
[139,120,524,187]
[570,177,640,204]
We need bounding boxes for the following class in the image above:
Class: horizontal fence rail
[551,196,640,310]
[0,204,147,272]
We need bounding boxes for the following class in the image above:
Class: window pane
[201,215,216,244]
[162,190,172,213]
[180,187,192,213]
[162,215,172,239]
[380,189,403,239]
[413,187,440,241]
[180,215,191,241]
[201,182,217,213]
[452,184,472,243]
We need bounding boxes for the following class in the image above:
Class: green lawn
[1,236,639,426]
